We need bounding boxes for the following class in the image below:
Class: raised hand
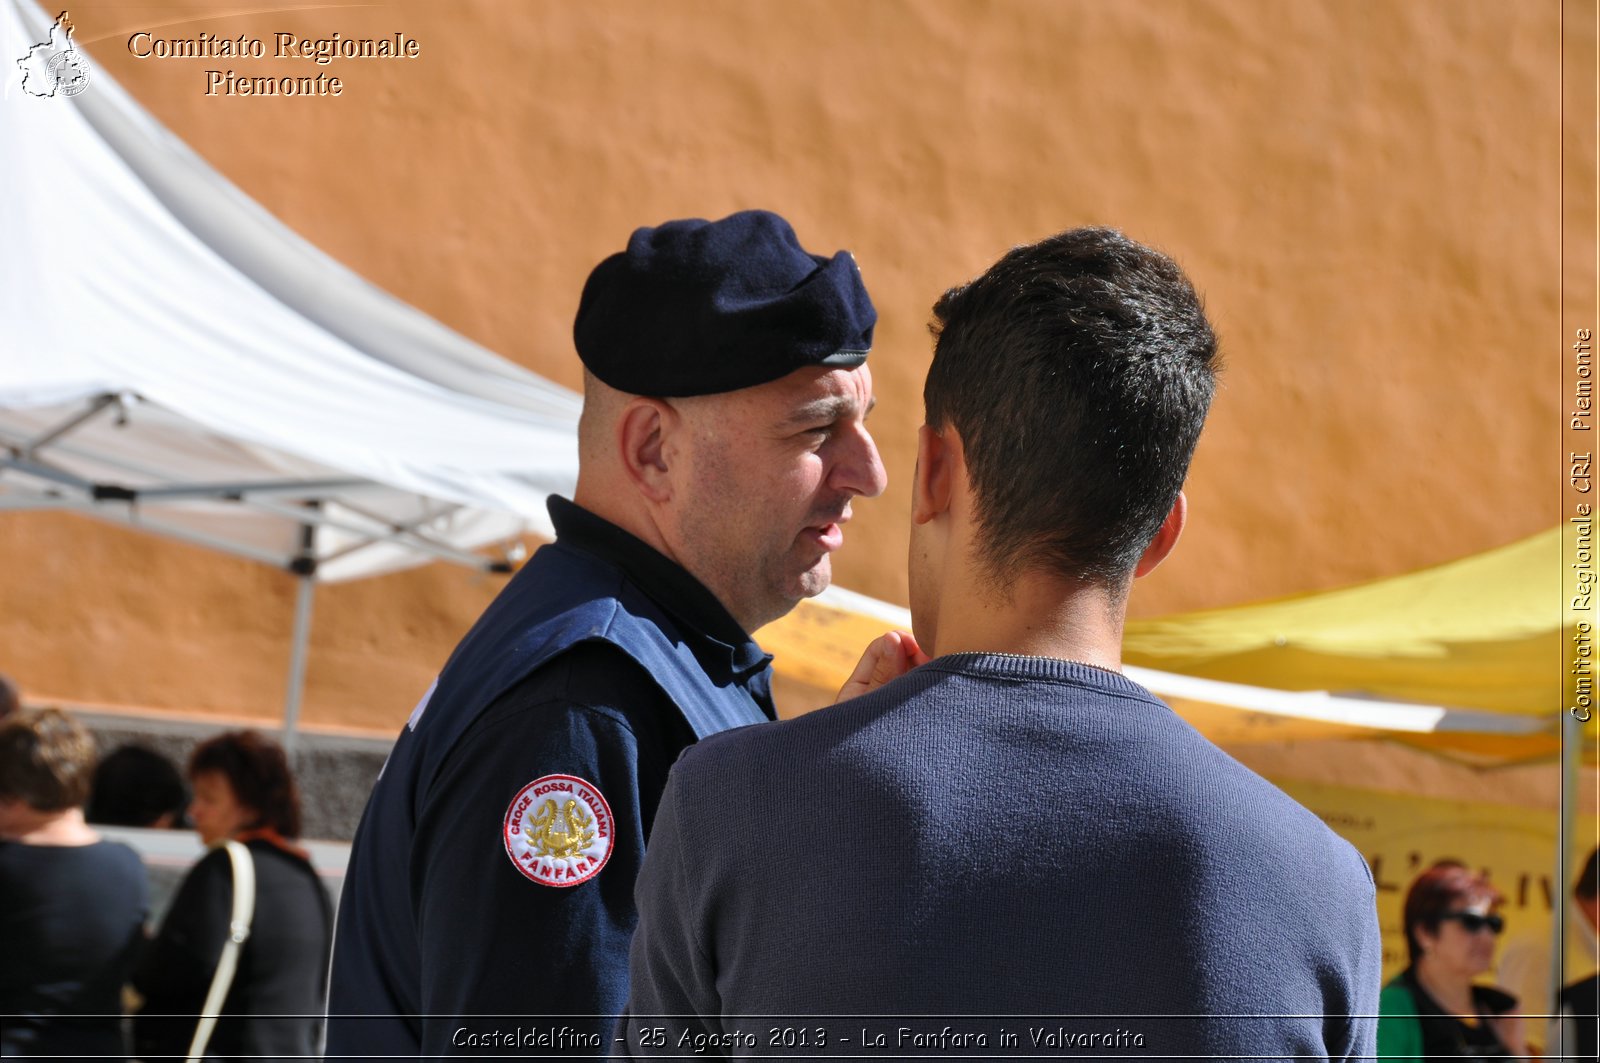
[834,631,931,703]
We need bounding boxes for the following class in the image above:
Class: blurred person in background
[1379,861,1525,1058]
[132,730,332,1063]
[0,707,148,1062]
[1549,848,1599,1062]
[1497,843,1600,1055]
[87,744,189,829]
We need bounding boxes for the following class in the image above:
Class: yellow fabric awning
[1121,527,1561,718]
[759,528,1582,764]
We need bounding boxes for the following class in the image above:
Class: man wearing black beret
[327,210,886,1058]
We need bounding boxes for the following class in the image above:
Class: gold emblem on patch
[527,798,596,860]
[503,774,613,887]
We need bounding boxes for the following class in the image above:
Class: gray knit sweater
[620,653,1381,1061]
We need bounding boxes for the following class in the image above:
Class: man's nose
[831,422,888,498]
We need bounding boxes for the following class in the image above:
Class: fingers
[833,631,925,704]
[898,632,932,668]
[867,631,908,687]
[835,633,898,703]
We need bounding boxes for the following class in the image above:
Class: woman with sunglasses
[1378,861,1526,1059]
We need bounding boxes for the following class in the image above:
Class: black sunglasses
[1440,911,1504,935]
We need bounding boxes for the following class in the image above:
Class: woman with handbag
[132,731,332,1063]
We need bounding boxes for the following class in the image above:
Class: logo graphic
[17,10,90,98]
[502,774,613,887]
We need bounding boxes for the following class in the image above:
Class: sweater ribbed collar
[923,651,1159,701]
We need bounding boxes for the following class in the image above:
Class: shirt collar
[547,496,773,680]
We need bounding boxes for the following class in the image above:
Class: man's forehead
[761,364,874,414]
[689,364,873,428]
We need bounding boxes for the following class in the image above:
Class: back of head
[0,707,96,812]
[87,744,188,828]
[924,227,1218,589]
[189,730,302,839]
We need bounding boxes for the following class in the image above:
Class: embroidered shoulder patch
[502,774,614,887]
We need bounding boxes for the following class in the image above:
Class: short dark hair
[189,730,302,839]
[1401,861,1502,965]
[0,707,96,811]
[924,227,1218,588]
[88,745,188,828]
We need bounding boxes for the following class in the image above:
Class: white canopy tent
[1,0,583,744]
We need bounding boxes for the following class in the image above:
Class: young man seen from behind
[620,227,1382,1060]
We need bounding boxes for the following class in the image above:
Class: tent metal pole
[1551,710,1580,1035]
[282,510,319,756]
[244,495,494,571]
[13,392,119,457]
[282,574,315,756]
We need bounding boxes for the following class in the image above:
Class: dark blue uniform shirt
[327,497,774,1059]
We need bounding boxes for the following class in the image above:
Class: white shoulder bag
[186,839,256,1063]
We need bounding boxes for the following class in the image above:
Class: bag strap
[186,840,257,1063]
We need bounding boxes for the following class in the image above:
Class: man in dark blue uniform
[325,210,886,1058]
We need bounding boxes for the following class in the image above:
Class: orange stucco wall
[3,0,1574,728]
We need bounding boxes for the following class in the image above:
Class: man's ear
[617,398,678,503]
[1133,491,1188,578]
[912,424,957,525]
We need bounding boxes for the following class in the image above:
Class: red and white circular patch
[502,774,614,887]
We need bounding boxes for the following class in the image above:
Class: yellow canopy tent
[1120,525,1577,763]
[759,526,1577,764]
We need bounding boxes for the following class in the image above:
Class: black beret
[573,210,876,397]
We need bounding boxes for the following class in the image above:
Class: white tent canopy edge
[1,0,583,745]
